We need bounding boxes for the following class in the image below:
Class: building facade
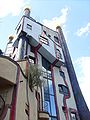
[0,8,89,120]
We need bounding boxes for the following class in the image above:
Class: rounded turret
[56,26,62,33]
[8,35,14,42]
[24,7,31,18]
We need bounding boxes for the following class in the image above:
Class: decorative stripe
[52,59,59,66]
[25,60,30,120]
[60,66,71,120]
[10,66,20,120]
[35,43,42,51]
[34,43,42,64]
[51,65,60,120]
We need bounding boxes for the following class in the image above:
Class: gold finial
[8,35,14,41]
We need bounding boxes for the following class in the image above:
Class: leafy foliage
[28,64,43,91]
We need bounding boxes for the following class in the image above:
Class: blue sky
[0,0,90,110]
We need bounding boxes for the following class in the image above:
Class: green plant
[28,64,43,91]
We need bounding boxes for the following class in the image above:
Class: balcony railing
[42,71,52,80]
[38,101,49,120]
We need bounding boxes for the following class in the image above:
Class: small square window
[54,36,59,43]
[58,84,69,96]
[56,49,62,59]
[16,24,21,34]
[48,34,51,38]
[39,35,49,45]
[43,30,46,34]
[60,71,65,79]
[69,108,79,120]
[71,112,77,120]
[27,24,32,30]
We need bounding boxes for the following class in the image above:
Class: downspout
[10,66,20,120]
[51,64,60,120]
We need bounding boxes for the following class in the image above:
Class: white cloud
[76,22,90,37]
[43,7,69,31]
[75,57,90,110]
[0,0,30,17]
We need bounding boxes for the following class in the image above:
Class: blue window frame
[43,71,57,120]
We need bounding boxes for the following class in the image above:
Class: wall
[53,66,78,120]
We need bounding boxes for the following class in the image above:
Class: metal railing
[42,71,52,80]
[42,101,48,113]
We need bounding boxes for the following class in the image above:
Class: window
[59,71,65,79]
[39,35,49,45]
[69,108,79,120]
[56,49,62,59]
[42,67,57,119]
[42,56,51,70]
[54,36,59,43]
[27,24,32,30]
[44,79,57,116]
[71,112,77,120]
[58,84,69,96]
[42,71,52,79]
[16,24,21,34]
[43,30,46,34]
[48,34,51,38]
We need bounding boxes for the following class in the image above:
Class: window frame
[58,84,69,96]
[54,36,59,43]
[56,49,62,60]
[27,24,32,30]
[42,70,57,119]
[39,35,49,45]
[69,108,79,120]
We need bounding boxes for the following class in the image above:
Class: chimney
[8,35,14,42]
[56,26,62,33]
[24,8,31,18]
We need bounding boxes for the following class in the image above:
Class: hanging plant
[28,64,43,92]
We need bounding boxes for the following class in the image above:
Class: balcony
[0,56,17,86]
[38,101,49,120]
[39,111,49,120]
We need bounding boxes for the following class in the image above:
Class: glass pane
[50,95,56,116]
[44,93,49,101]
[59,71,65,79]
[59,86,63,93]
[71,113,77,120]
[51,117,57,120]
[44,101,50,114]
[62,86,68,95]
[44,79,49,94]
[49,80,54,95]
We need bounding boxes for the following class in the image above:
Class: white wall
[23,17,65,64]
[53,66,78,120]
[23,17,41,42]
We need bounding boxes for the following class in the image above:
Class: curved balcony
[0,56,17,86]
[39,111,49,120]
[38,101,49,120]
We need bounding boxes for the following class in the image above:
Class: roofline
[15,15,58,34]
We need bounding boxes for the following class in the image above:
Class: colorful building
[0,8,89,120]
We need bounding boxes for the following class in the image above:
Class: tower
[0,8,89,120]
